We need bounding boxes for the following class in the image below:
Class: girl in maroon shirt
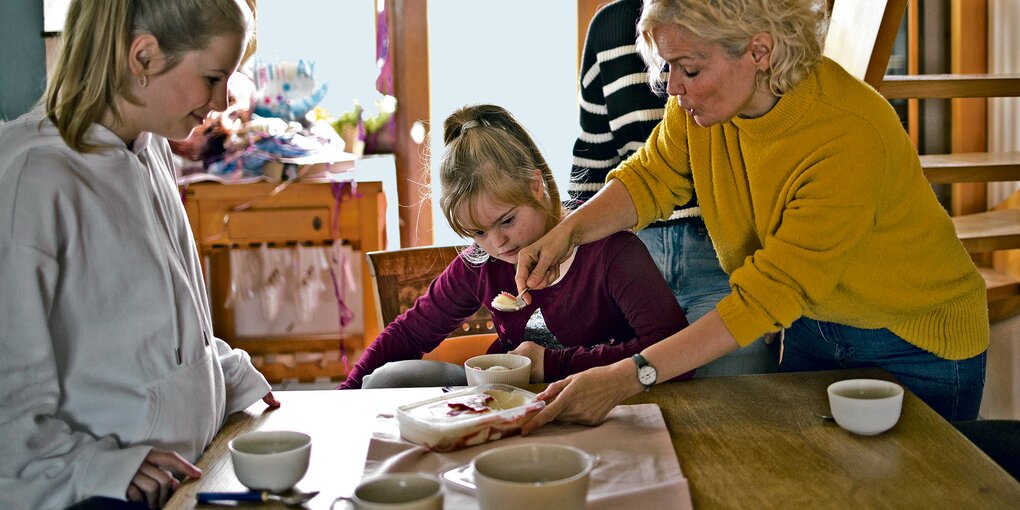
[341,105,691,389]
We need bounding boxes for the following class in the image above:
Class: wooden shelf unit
[182,180,386,382]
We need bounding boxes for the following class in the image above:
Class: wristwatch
[632,353,658,390]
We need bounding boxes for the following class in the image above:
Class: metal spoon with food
[491,287,529,312]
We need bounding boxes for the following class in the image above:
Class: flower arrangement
[329,95,396,156]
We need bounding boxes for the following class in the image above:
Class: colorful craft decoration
[251,59,329,122]
[172,59,364,183]
[205,132,314,179]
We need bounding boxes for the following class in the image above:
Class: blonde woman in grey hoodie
[0,1,279,508]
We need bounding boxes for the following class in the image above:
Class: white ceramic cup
[827,379,904,436]
[464,353,531,388]
[228,430,311,492]
[347,473,443,510]
[472,443,594,510]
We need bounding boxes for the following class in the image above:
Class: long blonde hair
[637,0,828,96]
[44,0,254,152]
[438,105,562,260]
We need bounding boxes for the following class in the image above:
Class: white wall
[43,0,71,32]
[988,0,1020,208]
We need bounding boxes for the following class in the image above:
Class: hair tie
[461,120,480,131]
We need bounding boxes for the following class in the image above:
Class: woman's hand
[516,179,639,298]
[262,391,281,408]
[126,449,202,509]
[521,360,642,435]
[509,341,545,382]
[515,223,576,296]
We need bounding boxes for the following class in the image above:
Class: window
[427,1,577,245]
[254,0,380,118]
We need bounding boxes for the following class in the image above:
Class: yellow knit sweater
[609,58,988,360]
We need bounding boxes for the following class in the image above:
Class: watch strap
[632,353,656,390]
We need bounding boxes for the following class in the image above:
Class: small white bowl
[464,354,531,388]
[228,430,311,492]
[472,443,594,510]
[827,379,904,436]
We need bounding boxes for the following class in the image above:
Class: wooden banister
[881,74,1020,99]
[953,209,1020,253]
[921,151,1020,184]
[980,267,1020,322]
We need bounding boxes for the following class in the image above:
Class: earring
[137,74,148,88]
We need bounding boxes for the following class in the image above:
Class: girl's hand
[509,341,545,382]
[126,449,202,509]
[521,361,641,435]
[515,224,576,296]
[262,391,281,408]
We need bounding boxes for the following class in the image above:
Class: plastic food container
[397,384,545,452]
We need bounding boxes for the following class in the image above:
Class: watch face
[638,365,657,386]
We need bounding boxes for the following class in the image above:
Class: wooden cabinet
[182,180,386,382]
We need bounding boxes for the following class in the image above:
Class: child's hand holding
[509,341,545,382]
[126,449,202,509]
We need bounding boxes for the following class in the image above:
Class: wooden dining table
[167,368,1020,509]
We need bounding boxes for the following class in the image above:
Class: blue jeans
[637,220,780,377]
[781,317,986,421]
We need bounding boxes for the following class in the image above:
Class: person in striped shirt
[570,0,778,376]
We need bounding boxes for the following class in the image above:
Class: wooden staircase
[881,74,1020,321]
[920,151,1020,185]
[825,0,1020,322]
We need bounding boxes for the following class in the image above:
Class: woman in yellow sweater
[519,0,988,433]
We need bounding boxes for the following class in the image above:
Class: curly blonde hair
[637,0,828,96]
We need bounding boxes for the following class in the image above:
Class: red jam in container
[396,384,545,452]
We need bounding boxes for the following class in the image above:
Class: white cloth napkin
[363,403,693,510]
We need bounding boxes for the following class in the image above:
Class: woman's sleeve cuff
[715,293,775,347]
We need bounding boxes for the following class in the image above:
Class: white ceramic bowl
[351,473,443,510]
[464,354,531,388]
[827,379,904,436]
[228,430,311,492]
[471,443,594,510]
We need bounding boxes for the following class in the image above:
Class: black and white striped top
[569,0,698,221]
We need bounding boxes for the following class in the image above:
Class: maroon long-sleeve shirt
[341,232,690,389]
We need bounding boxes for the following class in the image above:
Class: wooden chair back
[365,246,496,365]
[366,245,494,337]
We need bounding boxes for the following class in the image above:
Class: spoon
[197,490,319,506]
[491,287,529,312]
